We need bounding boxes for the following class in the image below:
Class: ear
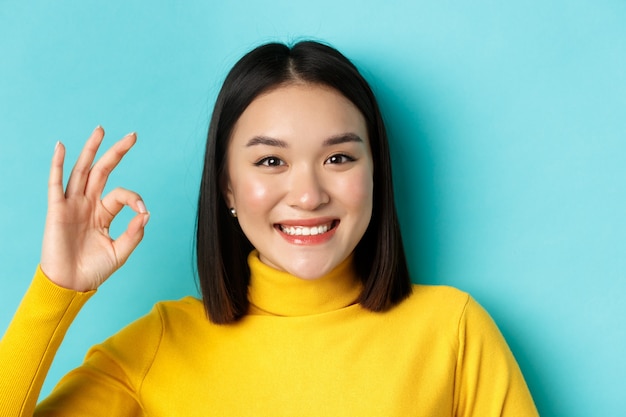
[223,180,235,209]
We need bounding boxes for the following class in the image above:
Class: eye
[325,154,355,165]
[254,156,285,167]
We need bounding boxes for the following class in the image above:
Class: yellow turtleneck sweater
[0,252,538,416]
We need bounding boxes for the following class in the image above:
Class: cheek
[335,169,374,212]
[234,176,277,213]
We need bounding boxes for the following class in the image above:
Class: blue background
[1,1,625,415]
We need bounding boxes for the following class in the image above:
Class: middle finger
[85,132,137,199]
[65,126,105,197]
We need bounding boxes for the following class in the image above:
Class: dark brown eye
[325,154,355,164]
[255,156,285,167]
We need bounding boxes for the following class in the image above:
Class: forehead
[230,83,368,144]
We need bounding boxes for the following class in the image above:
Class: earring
[229,207,237,218]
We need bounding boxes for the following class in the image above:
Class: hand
[40,126,150,291]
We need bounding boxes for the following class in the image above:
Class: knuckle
[93,164,112,178]
[71,165,88,176]
[113,187,140,200]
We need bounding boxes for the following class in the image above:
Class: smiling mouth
[278,220,338,236]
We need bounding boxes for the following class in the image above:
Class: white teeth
[280,224,330,236]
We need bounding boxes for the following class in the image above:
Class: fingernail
[142,212,151,227]
[137,200,147,213]
[55,141,61,151]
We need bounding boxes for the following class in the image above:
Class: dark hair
[197,40,412,324]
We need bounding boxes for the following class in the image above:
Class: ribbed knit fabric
[0,253,538,416]
[0,266,94,416]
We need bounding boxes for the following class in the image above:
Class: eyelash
[254,156,285,167]
[325,153,356,164]
[253,153,356,167]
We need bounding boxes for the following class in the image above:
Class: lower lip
[276,224,338,245]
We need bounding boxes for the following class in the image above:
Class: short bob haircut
[197,40,412,324]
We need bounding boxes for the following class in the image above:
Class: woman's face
[225,83,373,279]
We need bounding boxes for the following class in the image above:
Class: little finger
[48,141,66,205]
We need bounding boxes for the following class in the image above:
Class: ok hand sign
[40,126,150,292]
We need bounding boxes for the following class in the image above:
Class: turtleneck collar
[246,250,363,317]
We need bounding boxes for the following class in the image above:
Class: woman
[0,41,538,416]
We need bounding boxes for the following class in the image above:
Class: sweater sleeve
[0,267,94,417]
[33,298,165,416]
[453,296,539,417]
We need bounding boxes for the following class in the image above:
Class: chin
[282,256,341,280]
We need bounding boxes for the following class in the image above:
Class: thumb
[113,211,150,267]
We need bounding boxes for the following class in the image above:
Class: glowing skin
[225,84,374,280]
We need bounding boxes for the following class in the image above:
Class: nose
[286,165,329,210]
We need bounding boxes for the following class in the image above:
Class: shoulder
[145,296,209,336]
[398,284,471,317]
[152,296,205,320]
[74,296,206,396]
[99,296,205,352]
[90,297,206,367]
[408,284,470,303]
[399,285,507,345]
[390,285,496,333]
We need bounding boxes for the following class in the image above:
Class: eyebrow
[323,133,364,146]
[245,136,288,148]
[245,133,364,148]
